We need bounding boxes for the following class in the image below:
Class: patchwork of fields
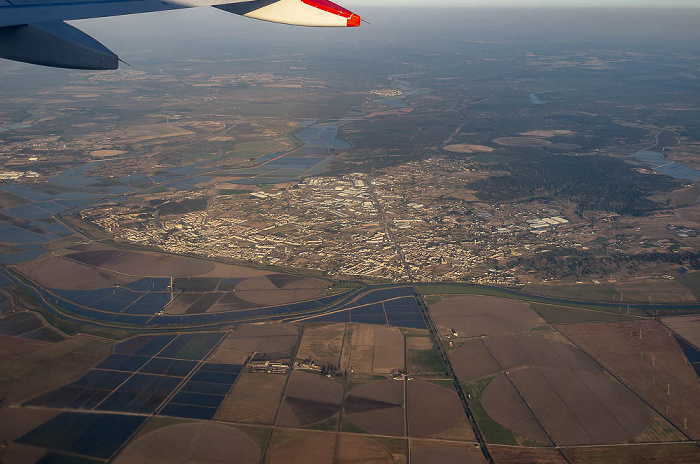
[1,282,699,463]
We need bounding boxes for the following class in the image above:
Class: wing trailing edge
[0,21,118,70]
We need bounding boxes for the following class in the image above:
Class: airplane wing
[0,0,360,70]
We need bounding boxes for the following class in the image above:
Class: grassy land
[530,303,641,324]
[416,283,654,316]
[230,424,272,450]
[407,347,447,376]
[427,379,457,392]
[227,141,291,159]
[217,189,253,196]
[632,414,686,443]
[339,417,366,433]
[678,271,700,300]
[307,414,340,431]
[463,377,519,446]
[522,283,618,302]
[417,283,522,298]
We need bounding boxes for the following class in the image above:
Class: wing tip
[347,14,360,27]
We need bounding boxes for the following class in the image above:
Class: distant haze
[73,6,700,58]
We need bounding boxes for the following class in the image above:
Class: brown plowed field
[510,367,648,445]
[228,323,299,354]
[347,323,374,373]
[0,443,46,464]
[113,422,260,464]
[479,333,650,446]
[19,248,271,289]
[276,371,344,427]
[235,275,326,305]
[0,335,111,403]
[92,250,216,276]
[480,374,551,445]
[18,255,135,289]
[345,380,405,436]
[297,323,346,367]
[450,339,501,382]
[348,324,404,374]
[0,407,59,443]
[216,372,287,425]
[430,295,542,337]
[489,445,568,464]
[407,381,465,438]
[372,326,405,373]
[562,443,700,464]
[662,315,700,348]
[164,293,202,315]
[560,320,700,439]
[484,335,600,373]
[410,440,485,464]
[266,432,395,464]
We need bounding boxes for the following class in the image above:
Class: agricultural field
[410,439,485,464]
[429,295,546,338]
[265,430,404,464]
[0,334,112,404]
[427,293,692,451]
[661,315,700,349]
[559,320,700,440]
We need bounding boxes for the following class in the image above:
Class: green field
[227,140,292,159]
[407,346,447,375]
[522,283,618,302]
[678,271,700,299]
[463,377,519,446]
[530,303,642,324]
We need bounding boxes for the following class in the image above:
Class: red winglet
[301,0,361,26]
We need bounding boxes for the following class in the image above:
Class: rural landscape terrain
[1,6,700,464]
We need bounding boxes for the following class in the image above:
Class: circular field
[266,433,393,464]
[493,137,551,148]
[407,381,465,438]
[450,339,501,382]
[99,251,216,277]
[482,367,650,446]
[18,255,136,290]
[443,144,494,154]
[229,323,299,353]
[112,422,260,464]
[276,371,344,427]
[430,295,541,337]
[235,275,326,305]
[344,380,405,436]
[550,143,582,152]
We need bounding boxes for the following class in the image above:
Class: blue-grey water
[635,150,700,181]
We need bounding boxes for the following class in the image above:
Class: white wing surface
[0,0,360,69]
